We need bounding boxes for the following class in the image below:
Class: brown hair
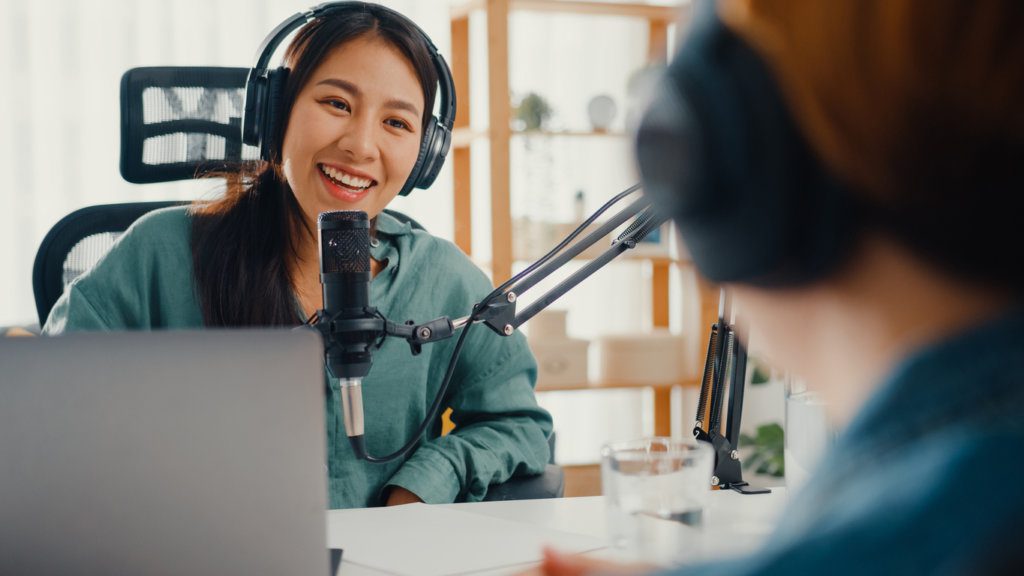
[190,5,440,326]
[721,0,1024,291]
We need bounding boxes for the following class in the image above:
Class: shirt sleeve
[43,283,116,333]
[42,207,196,334]
[659,432,1024,575]
[384,243,554,503]
[42,234,148,334]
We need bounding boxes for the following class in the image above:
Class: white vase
[784,387,834,493]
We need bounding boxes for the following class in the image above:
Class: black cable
[360,305,478,463]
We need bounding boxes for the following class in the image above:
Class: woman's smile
[318,162,378,203]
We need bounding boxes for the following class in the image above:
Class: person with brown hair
[43,3,552,509]
[533,0,1023,573]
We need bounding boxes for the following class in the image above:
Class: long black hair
[190,5,439,326]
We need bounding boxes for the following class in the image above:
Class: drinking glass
[601,437,714,564]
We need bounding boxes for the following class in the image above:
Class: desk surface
[330,490,787,576]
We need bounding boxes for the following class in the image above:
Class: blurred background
[2,0,793,493]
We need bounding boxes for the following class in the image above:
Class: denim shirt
[676,310,1024,575]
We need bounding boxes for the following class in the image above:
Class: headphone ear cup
[399,115,448,195]
[637,10,852,287]
[400,116,450,196]
[418,120,451,190]
[241,73,265,148]
[259,67,289,161]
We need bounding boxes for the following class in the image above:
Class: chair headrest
[120,67,261,184]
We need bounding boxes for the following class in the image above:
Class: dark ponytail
[191,168,309,326]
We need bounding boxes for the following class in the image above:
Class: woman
[533,0,1023,574]
[44,3,552,509]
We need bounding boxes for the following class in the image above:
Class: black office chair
[32,66,563,501]
[30,202,422,327]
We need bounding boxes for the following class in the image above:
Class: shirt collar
[375,210,414,238]
[839,306,1024,453]
[370,210,413,273]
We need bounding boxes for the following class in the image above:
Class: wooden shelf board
[453,1,684,25]
[450,0,485,20]
[512,0,682,21]
[562,463,602,497]
[511,254,686,265]
[514,129,632,139]
[471,255,689,273]
[452,127,487,149]
[536,377,699,393]
[453,127,631,149]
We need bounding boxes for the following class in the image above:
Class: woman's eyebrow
[383,98,421,117]
[315,77,421,116]
[316,77,361,95]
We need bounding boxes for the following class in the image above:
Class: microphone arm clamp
[382,316,458,356]
[378,295,517,356]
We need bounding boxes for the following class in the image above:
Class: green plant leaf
[739,423,785,477]
[750,363,771,385]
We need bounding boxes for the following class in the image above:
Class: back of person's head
[638,0,1024,295]
[722,0,1024,293]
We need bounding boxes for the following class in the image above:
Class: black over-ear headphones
[636,0,854,287]
[241,1,456,197]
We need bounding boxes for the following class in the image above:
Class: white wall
[0,0,453,327]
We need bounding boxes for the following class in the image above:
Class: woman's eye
[325,99,350,112]
[386,118,412,131]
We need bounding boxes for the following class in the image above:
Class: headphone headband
[249,2,456,129]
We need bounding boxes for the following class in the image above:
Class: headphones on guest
[241,1,456,196]
[635,0,855,287]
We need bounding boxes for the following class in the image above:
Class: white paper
[327,503,607,576]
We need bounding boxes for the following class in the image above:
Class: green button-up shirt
[44,206,553,508]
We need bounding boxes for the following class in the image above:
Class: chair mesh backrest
[32,202,185,326]
[63,232,123,287]
[120,67,260,183]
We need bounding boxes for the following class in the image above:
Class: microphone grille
[318,211,370,274]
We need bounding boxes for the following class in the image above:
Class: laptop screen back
[0,329,329,575]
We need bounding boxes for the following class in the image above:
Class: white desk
[329,489,787,576]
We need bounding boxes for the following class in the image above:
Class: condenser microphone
[318,211,378,447]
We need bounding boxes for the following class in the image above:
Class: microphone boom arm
[376,191,667,352]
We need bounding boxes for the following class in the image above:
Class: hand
[516,548,656,576]
[385,486,424,506]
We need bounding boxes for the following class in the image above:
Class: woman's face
[281,34,425,225]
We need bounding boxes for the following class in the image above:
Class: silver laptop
[0,329,329,576]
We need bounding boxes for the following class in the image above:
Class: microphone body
[318,211,377,445]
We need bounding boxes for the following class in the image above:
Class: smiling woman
[282,35,425,250]
[42,2,553,511]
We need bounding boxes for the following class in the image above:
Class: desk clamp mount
[693,290,771,495]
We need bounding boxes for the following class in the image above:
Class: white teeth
[321,165,372,189]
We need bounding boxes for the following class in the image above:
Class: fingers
[539,547,654,576]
